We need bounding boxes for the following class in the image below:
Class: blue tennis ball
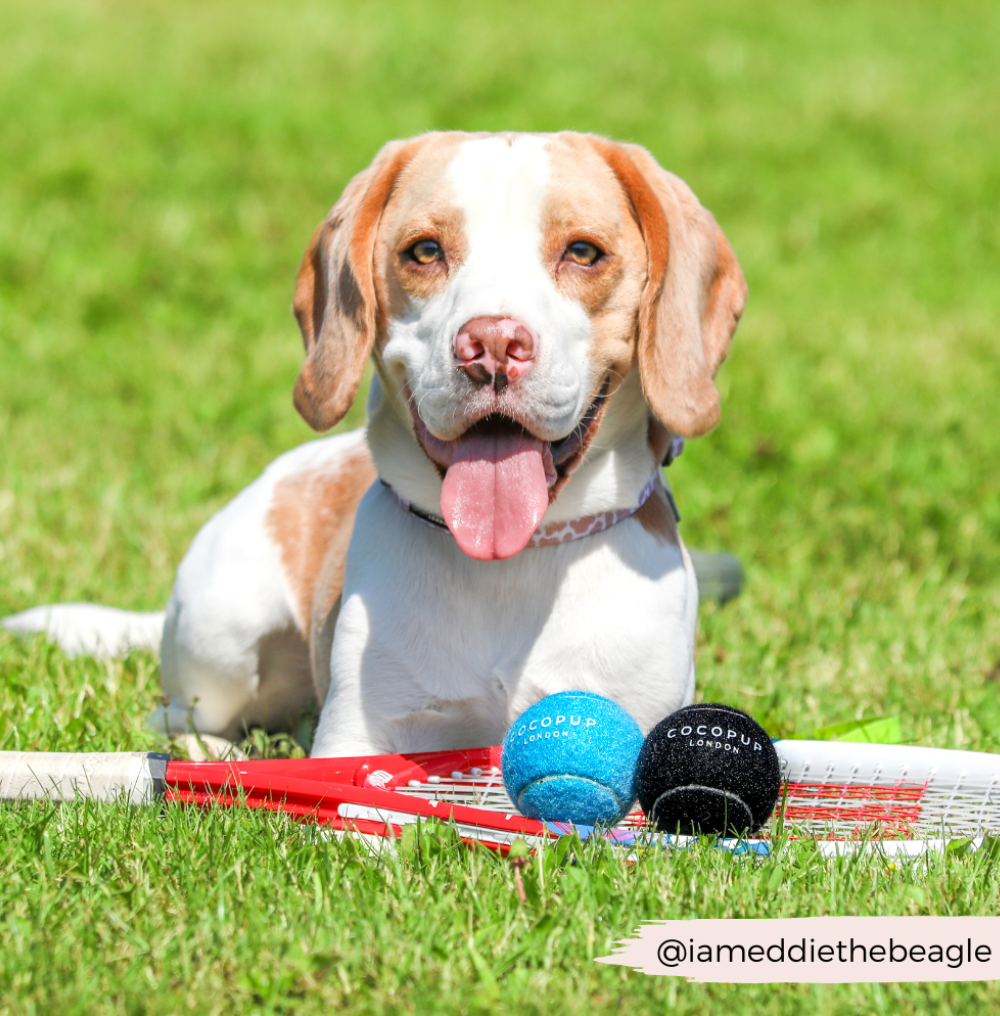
[501,691,644,827]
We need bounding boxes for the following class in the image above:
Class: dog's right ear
[293,140,421,432]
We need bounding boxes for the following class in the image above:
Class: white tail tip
[1,604,165,658]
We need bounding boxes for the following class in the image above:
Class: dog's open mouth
[411,382,609,561]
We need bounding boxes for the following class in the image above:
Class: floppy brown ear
[591,139,747,438]
[292,139,422,432]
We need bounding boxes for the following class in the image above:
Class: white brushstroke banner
[597,916,1000,983]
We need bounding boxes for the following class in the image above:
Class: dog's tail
[1,604,165,658]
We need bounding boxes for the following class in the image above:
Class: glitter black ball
[634,704,781,836]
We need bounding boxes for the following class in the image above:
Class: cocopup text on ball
[516,715,596,737]
[665,724,764,753]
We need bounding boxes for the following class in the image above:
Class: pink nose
[454,317,536,394]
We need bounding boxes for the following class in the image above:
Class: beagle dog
[7,132,746,758]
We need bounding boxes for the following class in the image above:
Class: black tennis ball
[634,704,781,836]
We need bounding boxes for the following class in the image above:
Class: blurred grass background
[1,1,999,1013]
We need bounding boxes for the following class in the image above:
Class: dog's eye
[407,239,444,265]
[562,240,603,266]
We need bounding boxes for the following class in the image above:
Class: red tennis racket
[0,745,631,854]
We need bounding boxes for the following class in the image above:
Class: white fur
[312,480,695,756]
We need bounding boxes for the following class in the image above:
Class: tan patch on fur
[541,134,649,393]
[701,231,746,375]
[647,415,672,464]
[293,222,327,353]
[387,206,467,310]
[633,485,679,546]
[589,137,746,439]
[266,445,378,638]
[588,137,670,310]
[293,139,430,431]
[294,133,484,430]
[378,200,468,322]
[374,136,472,311]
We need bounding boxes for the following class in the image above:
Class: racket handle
[0,751,168,805]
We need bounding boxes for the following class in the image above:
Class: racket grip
[0,751,169,805]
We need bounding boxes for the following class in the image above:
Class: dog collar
[384,470,680,548]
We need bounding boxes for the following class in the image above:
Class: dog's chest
[328,484,697,744]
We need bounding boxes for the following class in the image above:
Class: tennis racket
[0,745,594,853]
[2,740,999,854]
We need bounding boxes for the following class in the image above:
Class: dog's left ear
[293,139,423,432]
[591,139,747,438]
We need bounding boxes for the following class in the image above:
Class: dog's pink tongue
[440,432,549,561]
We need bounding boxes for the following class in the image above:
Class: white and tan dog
[4,132,746,757]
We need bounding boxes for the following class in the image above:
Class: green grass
[1,0,999,1012]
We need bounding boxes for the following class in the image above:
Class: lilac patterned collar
[384,471,679,548]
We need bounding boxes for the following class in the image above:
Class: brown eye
[562,240,603,266]
[407,238,444,264]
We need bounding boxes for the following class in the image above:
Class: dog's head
[292,132,746,560]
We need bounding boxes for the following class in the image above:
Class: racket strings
[389,768,1000,842]
[778,779,1000,840]
[389,766,650,833]
[394,766,514,812]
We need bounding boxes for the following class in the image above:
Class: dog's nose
[454,317,536,393]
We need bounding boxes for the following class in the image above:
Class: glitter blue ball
[501,691,645,827]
